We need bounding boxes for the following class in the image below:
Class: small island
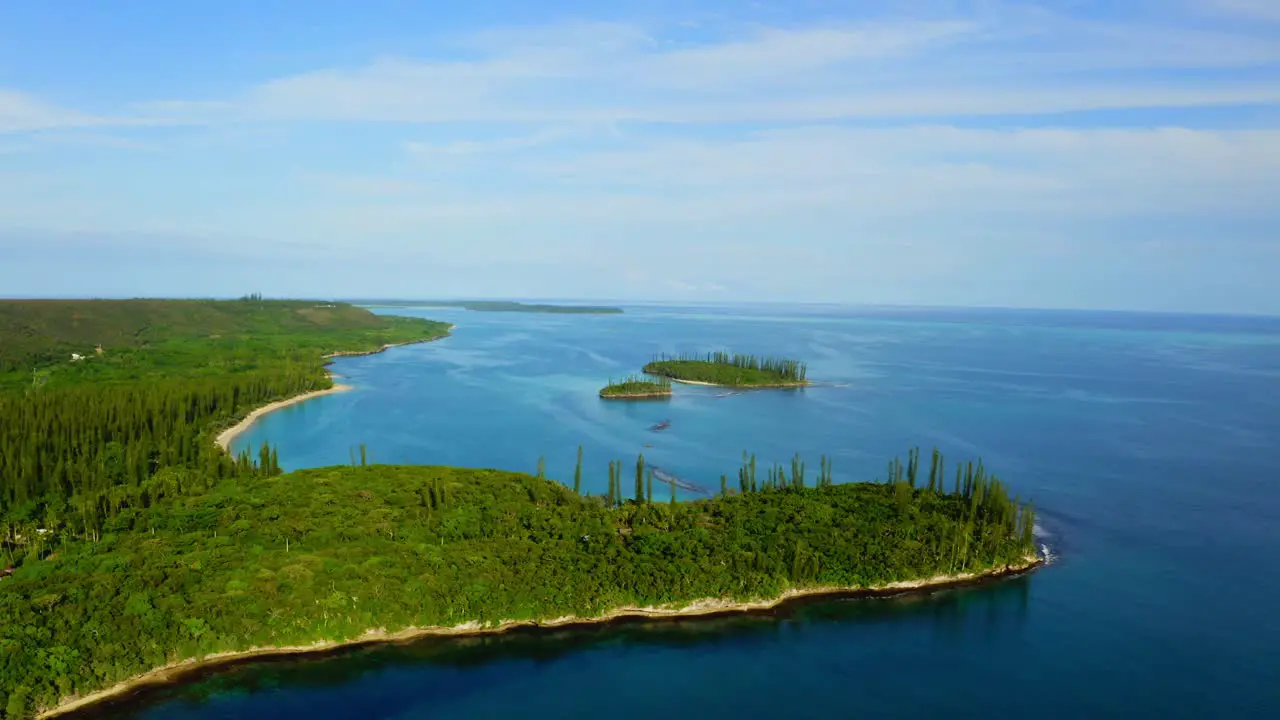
[643,351,809,388]
[599,374,673,399]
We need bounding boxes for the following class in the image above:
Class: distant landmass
[360,300,624,314]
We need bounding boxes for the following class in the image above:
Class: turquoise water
[112,305,1280,717]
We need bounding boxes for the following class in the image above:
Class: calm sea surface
[114,304,1280,718]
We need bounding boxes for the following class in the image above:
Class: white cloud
[125,10,1280,126]
[466,125,1280,219]
[0,89,189,134]
[1,5,1279,310]
[4,6,1280,132]
[0,90,103,133]
[632,21,979,90]
[405,126,587,158]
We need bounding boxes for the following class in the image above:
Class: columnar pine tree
[635,453,646,503]
[574,445,583,495]
[607,461,616,506]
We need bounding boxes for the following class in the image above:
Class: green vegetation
[0,299,451,529]
[0,299,1041,719]
[0,298,452,389]
[599,374,673,399]
[0,449,1034,717]
[643,351,808,387]
[364,300,623,314]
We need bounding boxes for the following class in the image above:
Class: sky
[1,0,1278,313]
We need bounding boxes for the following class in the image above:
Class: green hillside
[0,298,451,388]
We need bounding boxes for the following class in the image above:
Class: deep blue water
[118,304,1280,718]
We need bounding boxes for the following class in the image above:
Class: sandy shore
[214,379,352,452]
[214,330,454,452]
[38,556,1040,718]
[668,377,809,389]
[321,329,453,359]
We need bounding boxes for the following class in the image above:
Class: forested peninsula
[643,351,810,387]
[0,299,1039,719]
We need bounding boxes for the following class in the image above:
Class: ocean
[104,303,1280,718]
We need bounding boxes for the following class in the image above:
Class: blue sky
[1,0,1278,313]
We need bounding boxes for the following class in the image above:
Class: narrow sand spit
[668,377,808,388]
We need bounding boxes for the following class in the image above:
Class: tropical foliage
[599,374,672,398]
[643,351,808,386]
[0,455,1034,718]
[0,300,451,529]
[0,298,450,389]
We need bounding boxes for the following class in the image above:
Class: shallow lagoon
[109,304,1280,718]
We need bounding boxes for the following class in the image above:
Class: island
[0,299,1041,719]
[643,351,810,387]
[358,300,624,314]
[599,374,673,399]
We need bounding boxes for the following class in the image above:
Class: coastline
[214,329,454,452]
[214,380,352,452]
[321,329,454,360]
[667,377,810,389]
[38,555,1041,719]
[600,391,673,400]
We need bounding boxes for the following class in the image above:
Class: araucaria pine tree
[607,461,616,506]
[574,445,583,495]
[635,453,646,503]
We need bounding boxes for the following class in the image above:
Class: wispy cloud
[309,126,1279,224]
[0,90,103,133]
[0,90,181,134]
[1,2,1278,310]
[34,8,1261,128]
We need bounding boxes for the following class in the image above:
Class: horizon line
[0,295,1276,320]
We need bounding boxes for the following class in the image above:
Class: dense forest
[644,351,809,386]
[0,299,451,529]
[0,453,1035,718]
[599,374,673,398]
